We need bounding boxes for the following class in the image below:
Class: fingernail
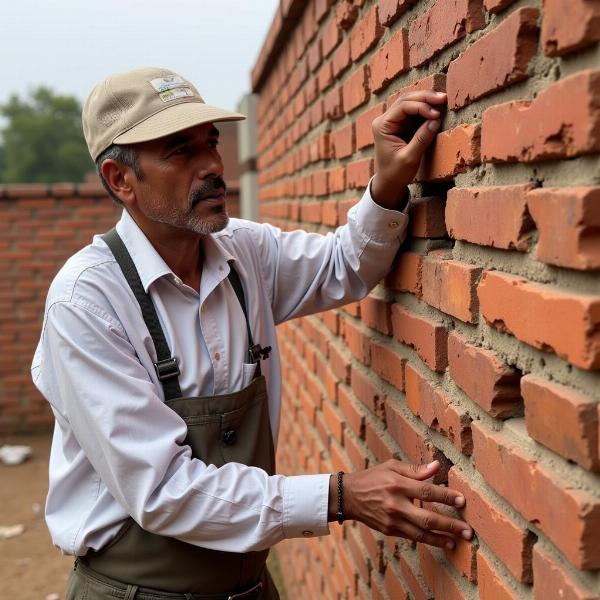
[436,91,447,96]
[462,529,472,540]
[426,460,439,469]
[454,495,465,507]
[430,108,440,115]
[428,120,440,131]
[445,541,455,550]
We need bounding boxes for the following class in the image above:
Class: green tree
[0,87,92,183]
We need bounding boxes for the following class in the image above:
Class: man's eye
[173,145,190,155]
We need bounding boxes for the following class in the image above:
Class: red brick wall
[0,183,121,433]
[0,182,240,434]
[252,1,600,598]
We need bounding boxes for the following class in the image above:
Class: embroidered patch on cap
[159,88,194,102]
[149,76,187,92]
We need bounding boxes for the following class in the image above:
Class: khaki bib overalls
[66,229,279,600]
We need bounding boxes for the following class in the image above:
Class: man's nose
[198,150,224,179]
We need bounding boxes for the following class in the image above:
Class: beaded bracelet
[336,471,345,525]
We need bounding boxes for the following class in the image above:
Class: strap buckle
[249,344,272,362]
[227,580,263,600]
[154,357,180,381]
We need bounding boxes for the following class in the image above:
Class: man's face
[129,122,228,235]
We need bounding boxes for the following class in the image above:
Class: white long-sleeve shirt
[31,185,408,556]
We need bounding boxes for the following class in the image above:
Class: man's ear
[101,159,137,206]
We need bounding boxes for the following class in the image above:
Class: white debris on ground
[45,594,61,600]
[0,444,32,465]
[0,524,25,539]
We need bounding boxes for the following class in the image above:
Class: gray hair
[96,144,144,205]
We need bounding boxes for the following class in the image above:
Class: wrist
[370,175,409,211]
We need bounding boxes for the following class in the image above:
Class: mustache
[189,177,227,209]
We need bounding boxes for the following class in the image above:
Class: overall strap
[102,228,270,399]
[102,228,183,401]
[226,264,271,377]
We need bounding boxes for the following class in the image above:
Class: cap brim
[113,101,246,145]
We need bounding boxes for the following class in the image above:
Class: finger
[389,459,441,481]
[379,100,441,128]
[389,90,447,106]
[395,521,457,550]
[410,506,472,539]
[411,479,466,509]
[402,119,440,162]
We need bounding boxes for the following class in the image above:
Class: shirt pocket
[242,362,257,387]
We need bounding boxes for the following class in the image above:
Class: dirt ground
[0,432,288,600]
[1,433,73,599]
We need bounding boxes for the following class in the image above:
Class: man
[32,67,472,600]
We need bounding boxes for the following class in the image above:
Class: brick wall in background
[0,182,240,434]
[252,1,600,599]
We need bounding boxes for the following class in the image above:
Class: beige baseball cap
[83,67,245,161]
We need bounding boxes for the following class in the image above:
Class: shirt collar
[114,209,235,293]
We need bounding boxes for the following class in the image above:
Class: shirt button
[214,352,221,361]
[388,221,400,229]
[302,530,313,537]
[222,429,237,446]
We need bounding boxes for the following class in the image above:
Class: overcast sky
[0,0,279,112]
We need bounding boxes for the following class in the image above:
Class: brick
[307,39,322,73]
[418,546,468,600]
[335,0,359,30]
[342,64,370,114]
[449,467,535,582]
[448,332,522,418]
[370,339,406,390]
[533,545,599,600]
[391,305,448,372]
[346,158,374,189]
[542,0,600,57]
[447,8,539,109]
[446,185,535,250]
[472,421,600,570]
[485,0,517,10]
[324,85,343,119]
[328,166,346,194]
[322,15,342,57]
[378,0,417,26]
[331,122,355,159]
[417,124,481,182]
[409,196,447,238]
[369,29,409,93]
[312,171,329,197]
[338,384,365,438]
[386,401,449,483]
[319,62,335,94]
[384,563,412,599]
[389,73,447,105]
[421,257,482,323]
[315,0,333,22]
[360,295,392,335]
[408,0,486,68]
[384,252,422,296]
[521,374,599,471]
[477,551,521,600]
[344,318,372,365]
[350,5,384,61]
[352,367,387,419]
[481,70,600,163]
[404,364,473,455]
[445,537,477,583]
[478,271,600,370]
[527,187,600,270]
[366,420,396,462]
[332,38,351,78]
[356,102,386,149]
